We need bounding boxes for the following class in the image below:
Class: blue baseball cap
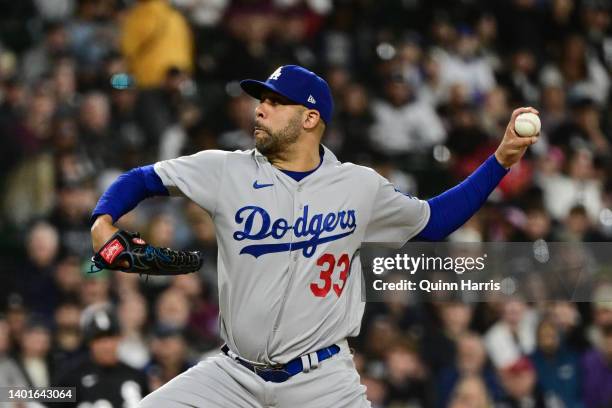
[240,65,333,124]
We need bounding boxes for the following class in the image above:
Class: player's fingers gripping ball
[91,230,203,275]
[514,112,541,138]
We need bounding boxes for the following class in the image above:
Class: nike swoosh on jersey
[253,181,274,189]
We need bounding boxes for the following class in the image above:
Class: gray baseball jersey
[154,145,429,365]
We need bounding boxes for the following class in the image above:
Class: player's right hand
[494,107,539,169]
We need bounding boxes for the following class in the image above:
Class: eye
[260,97,278,106]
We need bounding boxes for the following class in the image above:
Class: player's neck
[271,142,320,172]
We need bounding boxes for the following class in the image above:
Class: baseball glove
[91,230,203,275]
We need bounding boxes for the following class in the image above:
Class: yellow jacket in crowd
[120,0,194,88]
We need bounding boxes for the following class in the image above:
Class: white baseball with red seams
[514,112,541,137]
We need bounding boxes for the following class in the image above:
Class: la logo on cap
[269,67,282,81]
[308,95,316,104]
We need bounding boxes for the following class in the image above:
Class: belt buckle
[253,364,284,374]
[253,365,290,383]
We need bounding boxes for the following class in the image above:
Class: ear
[303,109,321,130]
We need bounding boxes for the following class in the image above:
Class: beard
[254,114,302,160]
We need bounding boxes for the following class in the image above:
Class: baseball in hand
[514,112,541,137]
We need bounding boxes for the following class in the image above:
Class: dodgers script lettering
[233,205,357,258]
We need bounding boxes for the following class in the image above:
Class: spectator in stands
[0,318,28,391]
[54,305,148,407]
[51,302,84,373]
[539,147,604,222]
[438,333,502,407]
[48,180,97,258]
[560,204,606,241]
[480,86,511,143]
[136,67,195,154]
[155,288,190,331]
[5,295,28,351]
[21,22,70,83]
[171,273,219,351]
[588,285,612,349]
[78,92,114,169]
[0,79,29,181]
[52,57,79,111]
[121,0,193,89]
[448,375,494,408]
[496,356,552,408]
[15,318,53,388]
[183,201,218,284]
[369,73,446,157]
[539,81,568,138]
[581,0,612,70]
[437,25,497,104]
[418,52,447,108]
[171,0,230,29]
[497,48,540,107]
[2,82,58,225]
[218,93,257,151]
[581,324,612,408]
[541,33,609,106]
[361,375,388,408]
[423,302,474,375]
[510,205,556,242]
[370,153,418,197]
[548,96,609,154]
[384,340,432,407]
[33,0,75,23]
[217,3,278,81]
[530,319,582,408]
[485,299,538,369]
[108,79,148,168]
[146,325,194,391]
[547,301,590,352]
[17,222,60,318]
[66,0,117,88]
[335,83,376,163]
[79,269,111,307]
[117,294,150,370]
[53,255,84,303]
[446,104,495,180]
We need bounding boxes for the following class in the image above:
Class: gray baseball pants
[139,341,370,408]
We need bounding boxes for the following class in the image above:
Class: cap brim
[240,79,298,104]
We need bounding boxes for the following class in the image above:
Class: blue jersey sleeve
[91,165,169,224]
[415,155,509,240]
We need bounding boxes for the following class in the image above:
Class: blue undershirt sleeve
[91,165,169,224]
[415,155,509,241]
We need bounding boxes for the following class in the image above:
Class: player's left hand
[494,107,539,169]
[91,229,203,275]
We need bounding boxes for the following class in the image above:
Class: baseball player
[90,65,538,407]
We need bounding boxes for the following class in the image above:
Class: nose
[255,102,265,120]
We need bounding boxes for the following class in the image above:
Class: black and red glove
[91,230,203,275]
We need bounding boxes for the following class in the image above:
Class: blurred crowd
[0,0,611,406]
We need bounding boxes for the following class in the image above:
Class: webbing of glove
[92,230,203,275]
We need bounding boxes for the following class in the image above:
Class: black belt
[221,344,340,383]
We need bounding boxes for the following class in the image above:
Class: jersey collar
[253,144,339,169]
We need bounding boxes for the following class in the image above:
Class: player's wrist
[91,215,118,252]
[493,150,511,169]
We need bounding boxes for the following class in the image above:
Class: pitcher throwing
[90,65,538,407]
